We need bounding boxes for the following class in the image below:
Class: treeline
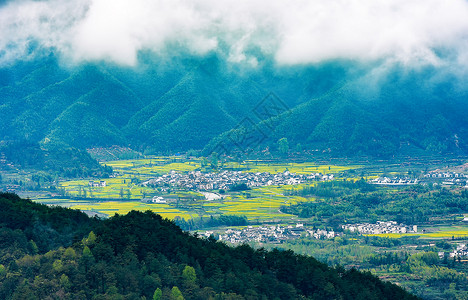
[260,233,468,299]
[0,193,419,299]
[174,215,248,231]
[0,140,112,178]
[285,179,376,198]
[281,184,468,225]
[369,251,468,298]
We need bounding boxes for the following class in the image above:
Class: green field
[56,184,312,221]
[42,157,352,220]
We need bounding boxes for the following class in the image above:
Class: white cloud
[1,0,468,68]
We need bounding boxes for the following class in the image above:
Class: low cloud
[1,0,468,69]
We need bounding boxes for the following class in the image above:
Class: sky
[1,0,468,69]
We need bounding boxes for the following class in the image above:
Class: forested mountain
[1,55,467,158]
[0,193,419,299]
[269,69,468,157]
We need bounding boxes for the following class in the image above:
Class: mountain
[0,193,419,299]
[207,67,468,158]
[124,60,266,152]
[268,68,468,157]
[1,55,467,158]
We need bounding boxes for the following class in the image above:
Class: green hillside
[0,193,419,299]
[247,69,468,158]
[1,56,467,158]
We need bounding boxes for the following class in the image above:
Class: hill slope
[228,69,468,158]
[0,193,419,299]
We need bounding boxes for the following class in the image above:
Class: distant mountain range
[1,54,467,159]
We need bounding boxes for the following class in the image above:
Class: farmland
[33,157,356,221]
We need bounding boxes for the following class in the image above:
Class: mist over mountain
[1,53,468,158]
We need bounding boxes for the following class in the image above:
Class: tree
[81,246,94,272]
[60,274,71,290]
[182,265,196,283]
[295,143,303,153]
[83,231,96,246]
[210,152,218,169]
[153,288,162,300]
[278,138,289,155]
[201,157,209,168]
[0,264,6,279]
[63,247,77,260]
[28,240,38,254]
[171,286,184,300]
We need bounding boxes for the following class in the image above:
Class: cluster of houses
[449,244,468,258]
[370,173,468,187]
[424,172,468,186]
[142,170,329,191]
[88,180,107,187]
[424,172,468,179]
[216,224,338,244]
[342,221,418,235]
[369,177,418,185]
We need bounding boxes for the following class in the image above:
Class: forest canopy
[0,193,419,299]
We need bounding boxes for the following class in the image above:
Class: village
[142,170,331,191]
[449,243,468,259]
[370,172,468,187]
[342,221,418,235]
[424,172,468,179]
[423,172,468,186]
[369,177,419,185]
[213,224,339,244]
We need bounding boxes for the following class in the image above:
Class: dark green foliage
[229,183,250,191]
[174,215,248,231]
[282,183,468,224]
[286,179,376,198]
[0,193,419,299]
[366,236,402,248]
[0,140,112,177]
[0,193,95,253]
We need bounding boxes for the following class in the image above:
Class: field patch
[370,225,468,239]
[45,157,360,221]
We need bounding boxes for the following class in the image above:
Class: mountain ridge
[1,56,467,158]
